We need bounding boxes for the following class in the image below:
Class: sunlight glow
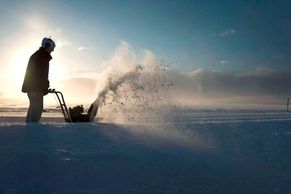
[8,50,29,86]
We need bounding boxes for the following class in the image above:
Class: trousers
[26,92,44,123]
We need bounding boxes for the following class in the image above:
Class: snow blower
[48,89,98,123]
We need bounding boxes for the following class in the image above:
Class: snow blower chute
[48,89,98,123]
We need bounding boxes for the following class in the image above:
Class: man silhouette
[22,37,55,122]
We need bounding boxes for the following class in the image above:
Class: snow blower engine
[48,89,98,123]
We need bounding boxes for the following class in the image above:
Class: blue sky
[66,0,290,71]
[2,0,291,71]
[1,0,291,105]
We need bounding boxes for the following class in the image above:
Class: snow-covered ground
[0,107,291,193]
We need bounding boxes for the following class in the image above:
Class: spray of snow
[93,41,174,123]
[94,62,173,123]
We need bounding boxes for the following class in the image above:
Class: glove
[43,80,50,96]
[43,89,49,96]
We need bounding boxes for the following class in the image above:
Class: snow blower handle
[48,88,72,122]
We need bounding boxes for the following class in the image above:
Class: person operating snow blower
[22,37,98,123]
[22,37,55,123]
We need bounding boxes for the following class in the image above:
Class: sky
[0,0,291,107]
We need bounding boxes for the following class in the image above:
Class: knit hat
[41,37,56,49]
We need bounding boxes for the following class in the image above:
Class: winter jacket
[22,47,52,94]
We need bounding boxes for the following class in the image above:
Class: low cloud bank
[169,68,291,105]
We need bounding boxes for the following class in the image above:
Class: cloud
[219,60,229,64]
[213,29,237,37]
[78,46,93,51]
[168,68,291,105]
